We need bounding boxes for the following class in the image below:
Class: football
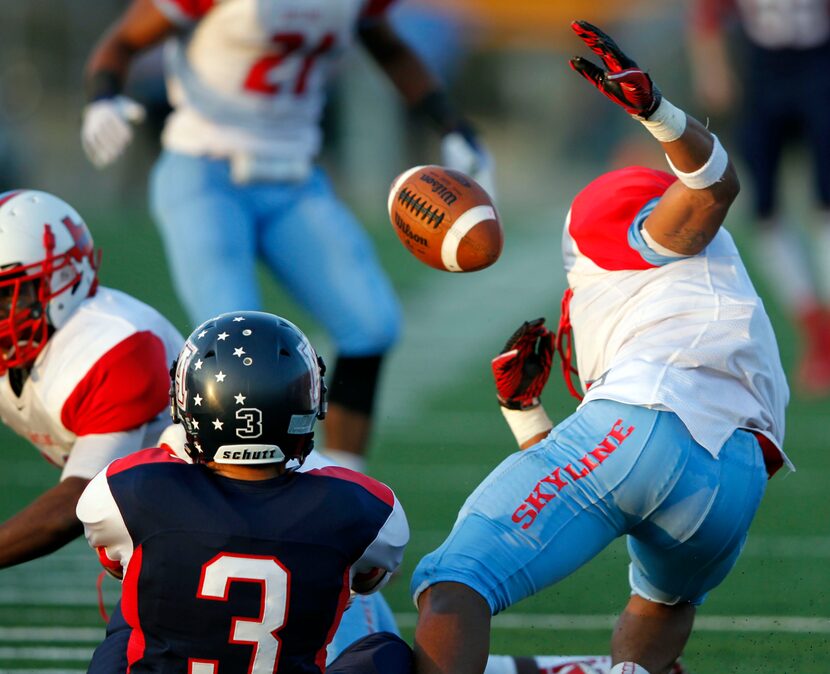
[387,165,503,272]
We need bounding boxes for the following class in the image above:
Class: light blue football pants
[412,399,769,612]
[150,151,401,356]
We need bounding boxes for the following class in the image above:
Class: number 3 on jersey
[190,553,290,674]
[245,32,336,95]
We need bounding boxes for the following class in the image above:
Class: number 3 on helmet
[0,190,100,373]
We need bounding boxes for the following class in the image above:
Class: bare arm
[358,16,496,194]
[0,477,89,569]
[358,17,443,113]
[85,0,176,97]
[570,20,740,256]
[644,116,740,255]
[687,0,739,113]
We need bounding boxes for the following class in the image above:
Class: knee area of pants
[355,311,402,354]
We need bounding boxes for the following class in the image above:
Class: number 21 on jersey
[189,553,290,674]
[244,32,336,95]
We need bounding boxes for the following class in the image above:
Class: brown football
[387,165,503,272]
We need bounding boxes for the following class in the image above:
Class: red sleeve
[691,0,735,34]
[61,331,171,436]
[568,166,677,271]
[305,466,394,507]
[107,447,185,477]
[153,0,215,24]
[361,0,397,19]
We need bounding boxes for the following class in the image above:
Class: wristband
[412,90,461,135]
[86,70,122,103]
[639,97,686,142]
[666,134,728,189]
[500,405,553,446]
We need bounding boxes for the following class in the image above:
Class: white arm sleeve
[76,469,134,577]
[61,426,148,481]
[350,495,409,595]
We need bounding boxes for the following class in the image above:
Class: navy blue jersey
[77,448,408,674]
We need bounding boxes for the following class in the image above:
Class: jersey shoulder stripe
[60,330,170,436]
[107,447,187,477]
[303,466,394,507]
[153,0,215,25]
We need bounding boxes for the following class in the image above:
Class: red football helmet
[0,190,100,373]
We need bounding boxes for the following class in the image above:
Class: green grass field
[0,197,828,674]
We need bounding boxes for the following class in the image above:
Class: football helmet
[171,311,327,465]
[0,190,99,373]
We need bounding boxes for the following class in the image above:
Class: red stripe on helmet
[0,190,25,208]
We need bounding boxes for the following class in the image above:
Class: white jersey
[0,287,184,479]
[561,166,790,467]
[154,0,396,166]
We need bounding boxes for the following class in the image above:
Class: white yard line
[1,613,828,652]
[393,612,830,633]
[0,647,92,660]
[2,670,86,674]
[0,627,101,641]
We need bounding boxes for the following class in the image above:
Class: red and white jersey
[694,0,830,49]
[562,167,790,465]
[0,288,184,480]
[154,0,396,164]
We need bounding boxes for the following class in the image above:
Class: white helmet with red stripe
[0,190,99,372]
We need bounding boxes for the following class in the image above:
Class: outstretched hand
[569,20,661,120]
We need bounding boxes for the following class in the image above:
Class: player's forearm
[661,113,740,205]
[359,20,442,110]
[0,477,88,569]
[644,106,740,254]
[569,21,740,255]
[688,30,729,84]
[382,52,441,110]
[85,39,135,100]
[85,0,173,99]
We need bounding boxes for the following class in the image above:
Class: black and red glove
[569,20,661,120]
[491,318,556,410]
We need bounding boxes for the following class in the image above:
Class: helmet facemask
[0,193,100,374]
[0,272,48,374]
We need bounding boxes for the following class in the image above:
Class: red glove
[569,20,662,120]
[491,318,555,410]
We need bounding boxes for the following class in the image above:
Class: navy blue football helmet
[171,311,326,465]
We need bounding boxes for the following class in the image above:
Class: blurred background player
[411,21,789,674]
[688,0,830,395]
[0,189,183,569]
[77,311,412,674]
[80,0,495,473]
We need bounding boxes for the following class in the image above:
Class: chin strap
[96,570,110,623]
[555,288,583,401]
